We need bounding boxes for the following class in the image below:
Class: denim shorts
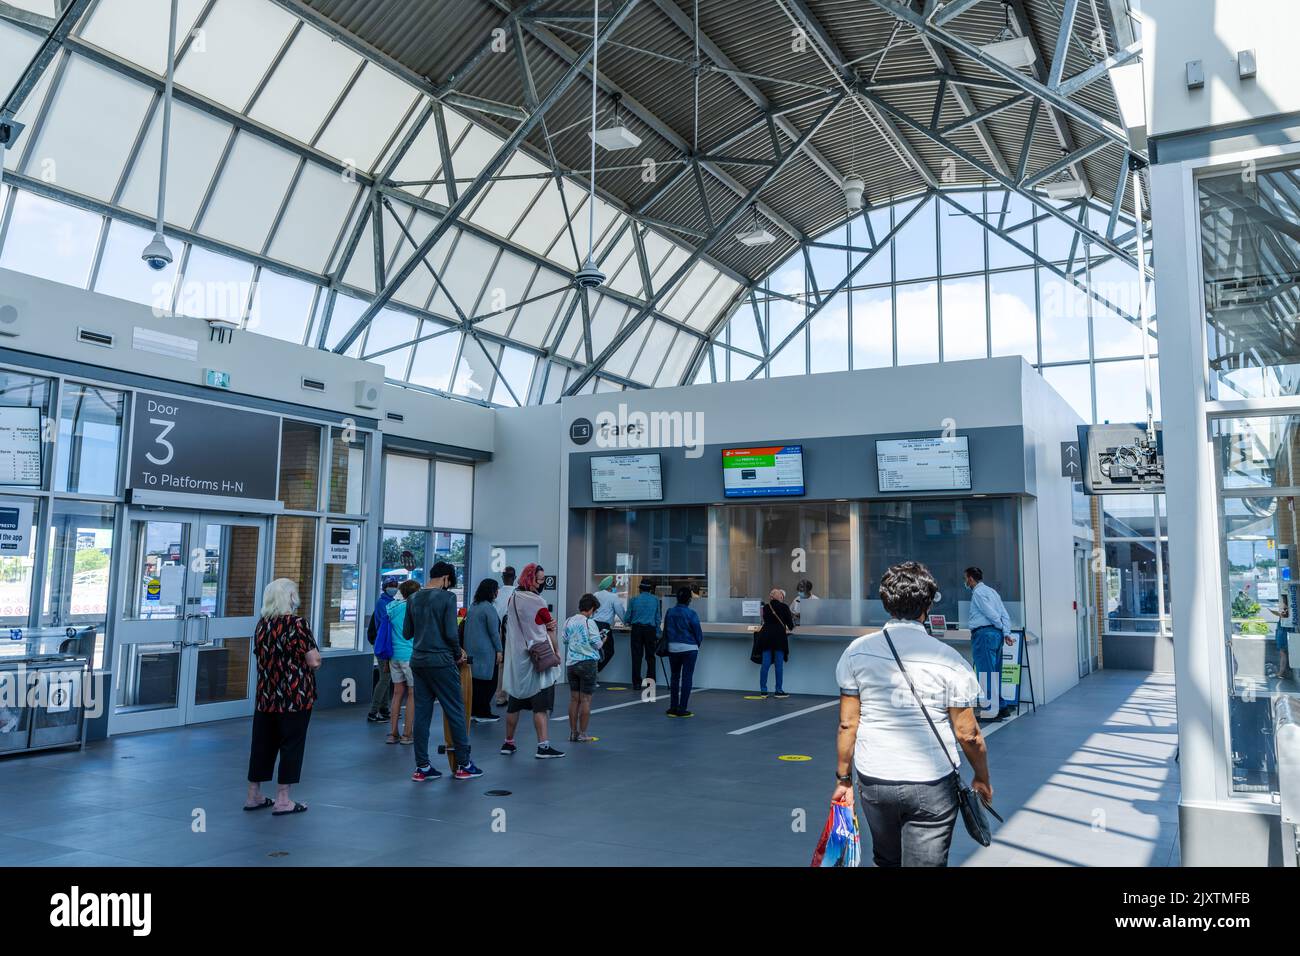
[567,659,598,694]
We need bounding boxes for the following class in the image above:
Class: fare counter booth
[553,359,1085,704]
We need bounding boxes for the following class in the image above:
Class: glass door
[111,510,268,733]
[1075,546,1095,678]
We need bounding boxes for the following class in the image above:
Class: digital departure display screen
[590,454,663,502]
[875,437,971,491]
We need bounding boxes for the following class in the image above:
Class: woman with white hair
[244,578,321,815]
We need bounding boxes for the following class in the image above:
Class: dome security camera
[141,234,173,271]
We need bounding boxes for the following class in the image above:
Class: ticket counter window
[862,497,1022,627]
[591,507,707,605]
[716,502,851,625]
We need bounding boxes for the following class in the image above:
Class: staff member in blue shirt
[965,566,1014,721]
[625,578,662,690]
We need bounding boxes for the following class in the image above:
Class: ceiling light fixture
[980,2,1036,70]
[589,92,642,151]
[735,202,776,246]
[1038,178,1088,200]
[842,175,865,212]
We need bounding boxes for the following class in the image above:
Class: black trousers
[629,624,657,688]
[247,709,312,785]
[471,661,498,718]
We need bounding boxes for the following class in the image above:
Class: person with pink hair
[499,562,566,758]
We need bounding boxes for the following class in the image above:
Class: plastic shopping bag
[810,797,861,867]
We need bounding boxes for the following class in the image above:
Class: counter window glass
[591,507,708,602]
[1211,415,1300,795]
[54,383,125,496]
[43,500,114,668]
[1199,159,1300,400]
[327,427,367,515]
[862,497,1022,627]
[716,502,850,625]
[278,420,321,511]
[0,371,52,491]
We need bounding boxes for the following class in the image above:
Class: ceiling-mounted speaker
[355,379,381,409]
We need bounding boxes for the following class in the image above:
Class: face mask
[385,587,398,596]
[964,582,973,591]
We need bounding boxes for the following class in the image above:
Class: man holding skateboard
[406,561,483,781]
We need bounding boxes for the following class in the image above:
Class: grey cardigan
[463,600,502,680]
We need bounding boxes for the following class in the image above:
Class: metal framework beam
[1,0,94,121]
[565,93,845,395]
[331,0,644,354]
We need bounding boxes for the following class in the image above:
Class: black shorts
[506,685,556,713]
[567,659,598,694]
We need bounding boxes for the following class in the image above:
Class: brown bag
[512,593,560,673]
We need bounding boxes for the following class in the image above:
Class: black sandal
[272,802,309,816]
[243,797,274,811]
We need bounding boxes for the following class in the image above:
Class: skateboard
[436,656,474,772]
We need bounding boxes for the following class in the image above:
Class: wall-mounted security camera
[141,234,173,272]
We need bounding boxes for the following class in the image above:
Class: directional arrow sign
[1061,441,1082,478]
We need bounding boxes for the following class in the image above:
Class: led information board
[590,454,663,502]
[723,445,805,498]
[876,437,971,491]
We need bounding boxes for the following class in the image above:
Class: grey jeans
[858,773,960,867]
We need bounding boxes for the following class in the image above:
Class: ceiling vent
[300,376,326,393]
[77,327,114,348]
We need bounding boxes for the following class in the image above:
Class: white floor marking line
[552,688,711,721]
[727,699,839,735]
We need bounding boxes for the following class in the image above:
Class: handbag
[512,594,561,673]
[881,627,1004,847]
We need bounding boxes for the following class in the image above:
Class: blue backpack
[370,593,395,660]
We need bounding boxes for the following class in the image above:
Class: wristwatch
[836,772,853,785]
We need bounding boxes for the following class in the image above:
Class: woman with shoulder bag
[499,563,566,759]
[751,587,794,698]
[831,561,999,867]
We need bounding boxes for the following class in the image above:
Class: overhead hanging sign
[128,393,281,501]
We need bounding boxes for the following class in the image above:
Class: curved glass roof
[0,0,1148,409]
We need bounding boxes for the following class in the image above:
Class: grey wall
[1103,633,1177,673]
[567,426,1028,508]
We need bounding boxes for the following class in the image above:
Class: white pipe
[155,0,178,239]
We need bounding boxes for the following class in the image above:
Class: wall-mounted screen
[723,445,805,498]
[590,454,663,502]
[876,437,971,491]
[0,406,42,486]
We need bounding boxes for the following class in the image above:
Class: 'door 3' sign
[129,393,281,500]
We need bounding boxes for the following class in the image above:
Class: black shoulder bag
[881,627,1003,847]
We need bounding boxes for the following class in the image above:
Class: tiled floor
[0,669,1179,866]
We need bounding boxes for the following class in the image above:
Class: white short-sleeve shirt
[835,619,982,783]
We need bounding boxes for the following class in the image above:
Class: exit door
[110,509,268,734]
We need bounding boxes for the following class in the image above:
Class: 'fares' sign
[129,392,281,500]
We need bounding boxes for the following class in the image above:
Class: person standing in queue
[244,578,320,816]
[500,562,565,759]
[493,566,517,706]
[625,578,661,691]
[964,566,1015,721]
[592,575,625,673]
[407,562,482,781]
[752,586,794,698]
[464,578,503,723]
[664,587,704,718]
[365,578,399,724]
[832,561,991,867]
